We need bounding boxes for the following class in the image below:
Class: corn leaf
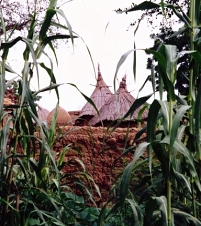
[119,142,149,206]
[126,1,160,12]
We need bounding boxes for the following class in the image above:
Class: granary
[89,75,149,127]
[37,105,50,122]
[47,106,72,126]
[76,65,112,126]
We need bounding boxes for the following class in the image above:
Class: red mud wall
[53,126,145,203]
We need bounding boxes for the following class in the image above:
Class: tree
[147,26,190,95]
[144,0,193,96]
[116,0,191,95]
[0,0,49,36]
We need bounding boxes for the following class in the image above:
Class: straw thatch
[78,65,112,118]
[89,75,149,126]
[47,106,72,126]
[37,105,50,122]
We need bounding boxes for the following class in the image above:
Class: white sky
[7,0,156,111]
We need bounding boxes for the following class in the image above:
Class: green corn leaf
[39,8,56,42]
[158,100,169,135]
[126,198,144,226]
[0,198,20,218]
[57,145,70,168]
[0,68,5,115]
[47,103,58,148]
[111,94,152,133]
[97,202,110,226]
[33,83,63,96]
[119,142,149,206]
[161,137,201,191]
[177,125,186,141]
[42,34,76,46]
[67,83,100,116]
[173,209,201,225]
[1,62,20,76]
[173,170,191,193]
[23,12,36,61]
[0,36,22,50]
[167,27,187,39]
[22,38,39,86]
[194,78,201,160]
[0,118,12,179]
[152,142,170,179]
[126,1,160,12]
[0,9,6,40]
[154,196,168,226]
[39,63,59,99]
[134,126,147,143]
[26,86,38,116]
[43,141,59,175]
[165,45,177,83]
[114,49,135,91]
[55,9,74,46]
[147,99,161,142]
[170,105,190,150]
[191,51,201,64]
[147,47,175,102]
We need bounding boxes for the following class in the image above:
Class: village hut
[47,106,72,126]
[89,75,149,127]
[76,65,113,126]
[37,105,50,122]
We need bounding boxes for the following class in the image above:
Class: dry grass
[89,75,148,126]
[79,65,113,117]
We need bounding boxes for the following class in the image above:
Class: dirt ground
[53,126,146,205]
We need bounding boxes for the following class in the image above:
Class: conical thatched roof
[47,106,72,126]
[37,105,50,122]
[89,75,148,126]
[79,65,112,117]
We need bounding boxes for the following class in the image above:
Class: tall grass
[2,0,201,225]
[98,1,201,225]
[0,1,100,225]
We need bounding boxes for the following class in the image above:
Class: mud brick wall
[53,126,146,204]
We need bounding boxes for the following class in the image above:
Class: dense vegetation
[1,0,201,225]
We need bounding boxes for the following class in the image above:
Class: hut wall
[75,115,94,126]
[91,120,147,128]
[52,126,146,205]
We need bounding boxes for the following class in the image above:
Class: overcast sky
[8,0,155,111]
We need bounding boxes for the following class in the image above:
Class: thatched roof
[47,106,72,126]
[37,105,50,122]
[89,75,149,126]
[79,65,112,117]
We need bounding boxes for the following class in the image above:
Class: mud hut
[47,106,72,126]
[76,65,112,126]
[89,75,149,127]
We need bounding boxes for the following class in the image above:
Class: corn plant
[98,1,201,226]
[0,0,100,225]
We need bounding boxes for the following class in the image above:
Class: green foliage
[3,0,201,226]
[98,0,201,226]
[0,1,99,225]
